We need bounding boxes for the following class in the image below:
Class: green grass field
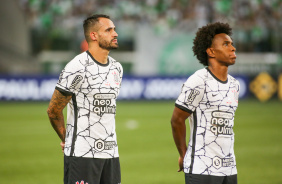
[0,100,281,184]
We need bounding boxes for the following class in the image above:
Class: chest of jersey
[198,78,239,136]
[201,79,239,109]
[81,64,121,94]
[77,64,121,116]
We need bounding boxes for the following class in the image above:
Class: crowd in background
[18,0,282,53]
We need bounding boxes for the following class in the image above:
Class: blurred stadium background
[0,0,281,183]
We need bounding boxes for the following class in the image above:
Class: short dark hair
[83,14,110,42]
[192,22,232,66]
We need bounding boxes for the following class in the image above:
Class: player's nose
[231,44,236,51]
[113,30,118,37]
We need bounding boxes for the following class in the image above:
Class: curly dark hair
[192,22,232,66]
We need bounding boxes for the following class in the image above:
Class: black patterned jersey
[56,51,123,158]
[175,68,240,176]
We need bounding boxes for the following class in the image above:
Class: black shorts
[64,155,121,184]
[185,173,237,184]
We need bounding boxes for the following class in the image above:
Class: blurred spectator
[18,0,282,53]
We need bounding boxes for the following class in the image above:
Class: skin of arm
[47,89,72,152]
[171,106,191,172]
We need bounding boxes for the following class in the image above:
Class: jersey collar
[206,67,228,84]
[86,50,110,67]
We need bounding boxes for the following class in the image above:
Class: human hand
[60,142,65,153]
[178,156,184,172]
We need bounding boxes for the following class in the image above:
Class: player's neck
[208,64,228,82]
[88,46,109,64]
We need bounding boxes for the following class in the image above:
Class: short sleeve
[117,62,123,90]
[235,78,240,101]
[56,59,85,95]
[175,74,205,113]
[236,80,240,94]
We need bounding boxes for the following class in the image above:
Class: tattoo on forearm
[47,89,72,141]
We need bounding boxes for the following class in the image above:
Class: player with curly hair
[171,22,239,184]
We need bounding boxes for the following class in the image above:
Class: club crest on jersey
[105,71,120,86]
[113,71,120,85]
[186,89,200,104]
[231,89,239,103]
[70,75,83,88]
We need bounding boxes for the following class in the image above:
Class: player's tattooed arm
[47,89,72,142]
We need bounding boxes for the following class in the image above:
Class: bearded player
[47,14,123,184]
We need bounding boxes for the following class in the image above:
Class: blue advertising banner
[0,75,249,101]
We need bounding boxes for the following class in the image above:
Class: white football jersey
[175,68,240,176]
[56,51,123,158]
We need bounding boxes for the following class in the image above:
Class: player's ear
[206,48,215,58]
[90,31,98,41]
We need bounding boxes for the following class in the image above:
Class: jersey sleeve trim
[175,103,193,114]
[55,86,73,96]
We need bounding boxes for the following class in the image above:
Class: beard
[98,38,119,50]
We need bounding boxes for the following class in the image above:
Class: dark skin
[206,33,236,81]
[171,107,190,172]
[171,33,236,172]
[47,89,72,152]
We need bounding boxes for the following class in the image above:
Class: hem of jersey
[55,86,74,96]
[205,67,228,84]
[86,50,110,67]
[64,154,120,159]
[183,170,238,177]
[175,103,193,114]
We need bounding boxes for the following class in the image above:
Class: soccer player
[171,22,240,184]
[47,14,123,184]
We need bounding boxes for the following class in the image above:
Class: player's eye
[106,27,113,32]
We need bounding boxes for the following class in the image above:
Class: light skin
[88,17,118,64]
[171,33,236,172]
[47,17,118,152]
[47,90,71,152]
